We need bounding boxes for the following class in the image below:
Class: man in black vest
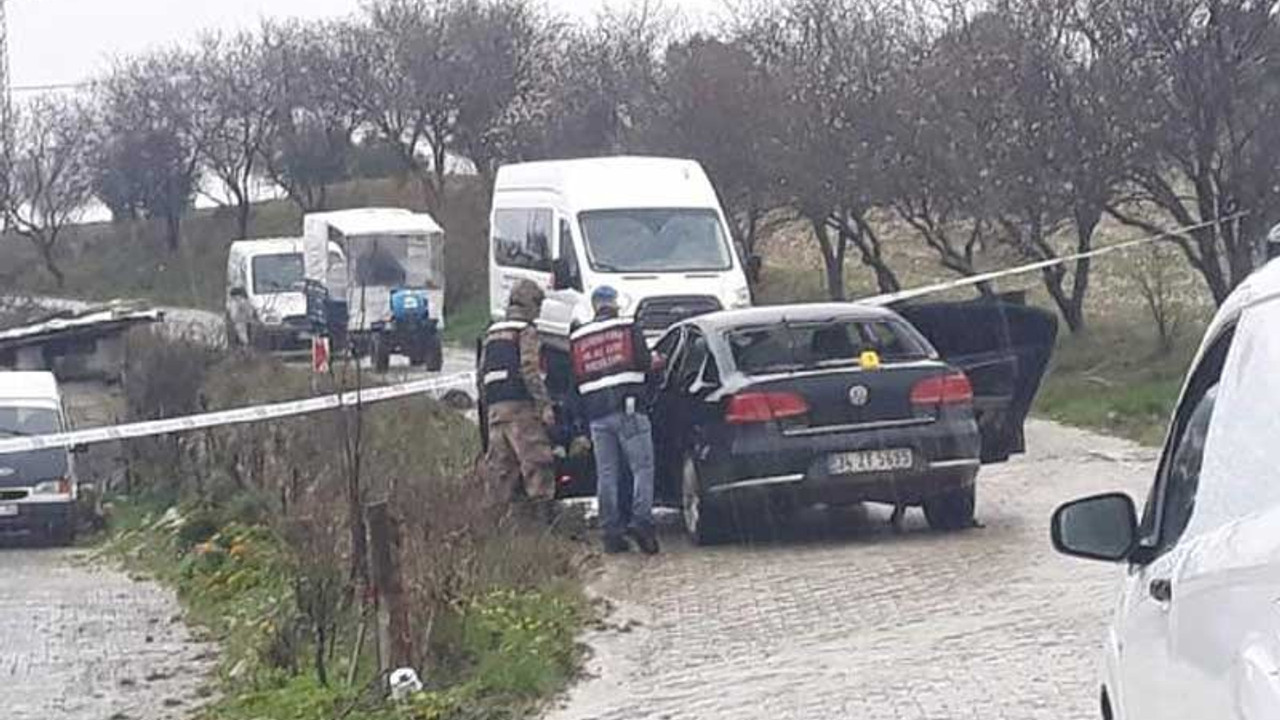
[479,280,556,518]
[570,286,659,554]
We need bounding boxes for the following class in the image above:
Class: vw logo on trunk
[848,385,870,407]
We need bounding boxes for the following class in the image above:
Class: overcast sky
[9,0,727,91]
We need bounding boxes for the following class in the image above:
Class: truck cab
[488,157,754,349]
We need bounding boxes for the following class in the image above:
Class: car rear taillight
[910,372,974,406]
[724,391,810,424]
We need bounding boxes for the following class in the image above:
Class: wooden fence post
[365,500,414,676]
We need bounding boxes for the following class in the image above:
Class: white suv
[1051,258,1280,719]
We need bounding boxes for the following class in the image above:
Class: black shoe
[603,534,630,554]
[628,526,660,555]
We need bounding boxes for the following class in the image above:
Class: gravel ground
[546,419,1157,720]
[0,547,218,720]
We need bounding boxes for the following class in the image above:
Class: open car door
[895,299,1058,463]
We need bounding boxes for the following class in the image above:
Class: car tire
[681,453,727,546]
[224,316,241,348]
[424,336,444,372]
[372,336,391,373]
[923,484,977,531]
[46,519,76,547]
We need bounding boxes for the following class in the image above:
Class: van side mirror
[229,287,247,299]
[1051,492,1138,562]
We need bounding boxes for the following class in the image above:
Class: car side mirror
[229,287,247,299]
[1051,492,1138,562]
[747,254,763,284]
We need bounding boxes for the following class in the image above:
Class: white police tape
[0,371,476,456]
[863,213,1248,307]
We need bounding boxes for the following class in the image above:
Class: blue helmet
[591,285,619,310]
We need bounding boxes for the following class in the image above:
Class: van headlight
[32,479,72,497]
[730,286,752,309]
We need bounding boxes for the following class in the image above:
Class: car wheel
[425,336,444,372]
[372,336,391,373]
[46,519,76,547]
[923,484,976,531]
[681,453,726,545]
[224,316,241,348]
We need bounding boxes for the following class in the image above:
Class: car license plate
[0,504,17,517]
[828,448,914,475]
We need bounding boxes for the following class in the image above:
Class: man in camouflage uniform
[478,280,556,518]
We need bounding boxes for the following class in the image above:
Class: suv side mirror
[1051,492,1138,562]
[229,286,247,299]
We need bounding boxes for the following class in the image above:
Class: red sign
[572,328,634,379]
[312,336,331,374]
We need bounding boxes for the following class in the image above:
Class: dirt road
[548,419,1156,720]
[0,547,217,720]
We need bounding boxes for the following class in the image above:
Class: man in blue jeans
[569,286,659,554]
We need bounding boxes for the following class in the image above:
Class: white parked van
[225,238,313,350]
[1052,257,1280,719]
[0,371,78,544]
[488,157,753,345]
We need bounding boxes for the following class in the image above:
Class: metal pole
[0,0,12,220]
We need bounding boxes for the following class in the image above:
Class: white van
[225,238,311,350]
[488,157,753,345]
[0,371,77,544]
[1051,257,1280,719]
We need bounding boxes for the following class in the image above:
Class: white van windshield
[579,208,732,273]
[252,253,304,294]
[0,406,59,437]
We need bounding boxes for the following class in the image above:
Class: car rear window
[728,320,931,374]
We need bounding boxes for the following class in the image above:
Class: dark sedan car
[648,303,987,543]
[480,298,1057,544]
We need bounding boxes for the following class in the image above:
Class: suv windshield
[728,320,932,374]
[252,253,304,294]
[579,208,732,273]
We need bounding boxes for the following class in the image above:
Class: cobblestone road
[0,548,217,720]
[548,420,1157,720]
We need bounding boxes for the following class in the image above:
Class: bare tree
[3,96,95,287]
[343,1,455,208]
[260,20,360,213]
[523,2,674,158]
[654,35,781,260]
[446,0,552,187]
[1128,242,1185,354]
[749,0,908,299]
[93,50,204,249]
[193,29,278,238]
[884,2,997,284]
[1090,0,1280,304]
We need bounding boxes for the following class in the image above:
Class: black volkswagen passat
[649,304,984,544]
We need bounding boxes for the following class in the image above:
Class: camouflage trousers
[484,401,555,502]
